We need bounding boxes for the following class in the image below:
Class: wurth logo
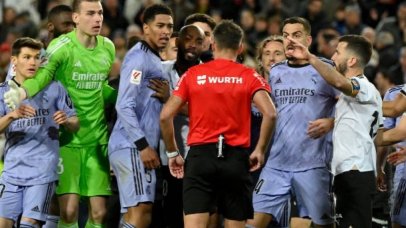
[207,76,243,84]
[197,75,243,85]
[197,75,206,85]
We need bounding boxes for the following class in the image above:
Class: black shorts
[183,143,254,221]
[334,170,376,228]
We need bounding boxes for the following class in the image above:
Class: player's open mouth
[27,68,36,74]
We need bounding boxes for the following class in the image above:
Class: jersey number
[57,158,64,174]
[369,111,379,138]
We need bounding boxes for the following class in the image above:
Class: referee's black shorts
[183,143,254,221]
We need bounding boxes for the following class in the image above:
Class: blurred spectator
[267,14,282,35]
[343,4,366,35]
[112,30,128,61]
[316,26,339,58]
[243,0,262,14]
[194,0,211,14]
[100,22,112,38]
[126,24,143,42]
[261,0,303,20]
[302,0,330,39]
[362,26,380,81]
[0,0,40,25]
[0,43,11,82]
[103,0,129,34]
[375,31,398,70]
[332,3,346,35]
[166,0,194,30]
[254,14,269,40]
[376,1,406,49]
[0,7,17,43]
[13,11,39,39]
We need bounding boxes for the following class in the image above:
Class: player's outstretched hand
[249,149,265,172]
[307,118,334,139]
[169,155,184,179]
[285,37,312,61]
[140,146,161,170]
[4,80,23,110]
[53,110,68,125]
[387,147,406,166]
[149,79,170,103]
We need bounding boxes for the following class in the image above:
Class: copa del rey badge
[130,70,142,85]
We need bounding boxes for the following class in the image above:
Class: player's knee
[59,207,78,223]
[89,206,107,222]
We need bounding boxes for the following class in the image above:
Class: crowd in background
[0,0,406,92]
[1,0,406,227]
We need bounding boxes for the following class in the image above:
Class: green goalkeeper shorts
[56,145,112,196]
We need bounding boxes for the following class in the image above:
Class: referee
[160,20,277,228]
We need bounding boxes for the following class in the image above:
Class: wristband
[134,137,149,151]
[166,150,180,158]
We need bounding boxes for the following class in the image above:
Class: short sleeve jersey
[0,80,76,186]
[173,59,270,148]
[265,59,338,171]
[332,75,383,175]
[22,29,115,146]
[108,41,168,152]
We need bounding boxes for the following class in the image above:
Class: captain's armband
[350,78,360,97]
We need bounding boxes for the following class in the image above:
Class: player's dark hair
[142,4,173,24]
[213,20,243,51]
[339,35,372,67]
[12,37,43,56]
[184,13,216,30]
[283,17,311,35]
[48,4,73,22]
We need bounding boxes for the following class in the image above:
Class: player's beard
[336,62,348,75]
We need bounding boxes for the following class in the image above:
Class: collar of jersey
[140,40,162,60]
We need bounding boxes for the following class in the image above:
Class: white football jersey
[332,75,383,175]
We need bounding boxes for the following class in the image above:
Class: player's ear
[306,35,312,47]
[237,42,244,55]
[10,55,17,65]
[143,23,149,36]
[72,12,79,25]
[47,22,54,34]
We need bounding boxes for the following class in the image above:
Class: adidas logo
[275,78,282,84]
[31,206,40,212]
[74,60,82,68]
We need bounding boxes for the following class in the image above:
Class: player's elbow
[159,109,172,127]
[262,108,277,122]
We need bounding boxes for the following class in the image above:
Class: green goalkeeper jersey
[23,30,116,146]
